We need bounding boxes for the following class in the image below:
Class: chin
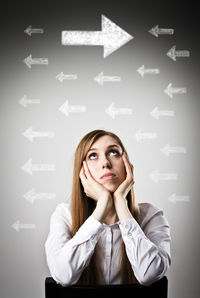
[104,183,118,193]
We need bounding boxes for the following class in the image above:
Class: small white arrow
[149,25,174,37]
[59,100,86,117]
[150,170,178,183]
[19,95,40,107]
[21,158,56,176]
[94,72,121,86]
[24,25,44,36]
[167,45,190,61]
[105,102,132,119]
[24,188,56,204]
[56,72,78,82]
[134,130,157,142]
[23,54,49,68]
[161,144,187,156]
[62,15,133,58]
[12,221,36,232]
[22,126,55,142]
[150,107,175,120]
[164,83,187,98]
[168,193,190,204]
[137,65,160,78]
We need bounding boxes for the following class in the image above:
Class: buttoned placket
[105,226,112,283]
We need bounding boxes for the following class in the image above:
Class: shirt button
[128,232,132,237]
[124,224,129,229]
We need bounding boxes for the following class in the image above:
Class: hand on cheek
[79,160,111,201]
[113,152,135,199]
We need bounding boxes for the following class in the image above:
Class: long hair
[70,129,140,284]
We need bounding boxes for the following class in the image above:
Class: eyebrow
[88,144,121,152]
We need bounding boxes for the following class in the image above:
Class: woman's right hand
[79,160,110,201]
[79,160,113,222]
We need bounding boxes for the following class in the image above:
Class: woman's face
[85,135,126,193]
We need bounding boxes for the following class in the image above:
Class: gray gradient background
[1,1,200,298]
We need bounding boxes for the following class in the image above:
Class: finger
[122,153,134,181]
[83,161,93,180]
[79,166,87,182]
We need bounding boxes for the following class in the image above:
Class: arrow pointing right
[62,15,133,58]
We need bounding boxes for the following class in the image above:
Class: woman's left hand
[113,152,135,200]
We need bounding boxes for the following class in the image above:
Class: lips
[100,173,116,179]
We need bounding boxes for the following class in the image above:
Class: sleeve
[44,204,104,286]
[119,207,171,286]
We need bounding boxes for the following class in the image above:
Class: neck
[103,207,118,225]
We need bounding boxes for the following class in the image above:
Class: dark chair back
[45,276,168,298]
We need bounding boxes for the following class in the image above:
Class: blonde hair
[70,129,140,284]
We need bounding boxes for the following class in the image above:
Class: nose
[101,155,112,169]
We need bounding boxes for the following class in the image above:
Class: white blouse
[45,202,171,286]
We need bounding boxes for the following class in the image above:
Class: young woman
[45,129,171,286]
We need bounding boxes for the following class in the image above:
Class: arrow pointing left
[149,25,174,37]
[21,158,56,176]
[19,95,40,107]
[150,107,175,120]
[62,15,133,58]
[24,25,44,36]
[22,126,55,142]
[137,65,160,78]
[23,54,49,68]
[94,72,121,86]
[12,221,36,232]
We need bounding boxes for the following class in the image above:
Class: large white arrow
[150,107,175,120]
[62,15,133,58]
[59,100,87,117]
[161,144,187,156]
[24,25,44,36]
[105,102,132,119]
[94,72,121,86]
[19,95,40,107]
[167,45,190,61]
[12,221,36,232]
[164,83,187,98]
[21,158,56,176]
[23,54,48,68]
[134,130,157,142]
[168,193,190,204]
[150,170,178,183]
[137,65,160,78]
[24,188,56,204]
[23,126,55,142]
[149,25,174,37]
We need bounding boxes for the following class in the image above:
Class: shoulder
[138,202,165,228]
[50,202,72,227]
